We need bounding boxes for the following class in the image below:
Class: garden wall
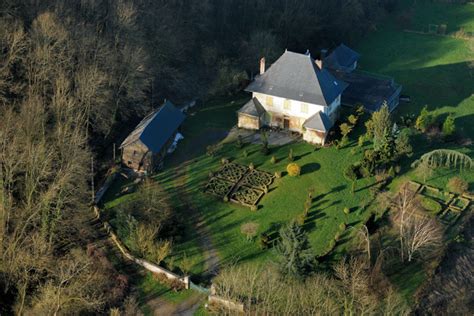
[208,295,245,313]
[94,205,190,289]
[94,170,249,312]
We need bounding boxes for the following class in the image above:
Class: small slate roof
[330,70,402,112]
[245,50,347,106]
[120,101,185,153]
[237,97,266,117]
[303,111,333,132]
[325,44,361,70]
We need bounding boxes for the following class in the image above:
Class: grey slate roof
[303,111,333,132]
[120,100,185,153]
[325,44,361,70]
[245,50,347,106]
[237,97,266,117]
[330,70,402,112]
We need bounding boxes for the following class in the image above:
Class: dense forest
[0,0,402,313]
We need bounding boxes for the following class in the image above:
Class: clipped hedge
[421,196,442,215]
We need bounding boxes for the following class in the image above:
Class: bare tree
[403,215,443,262]
[28,249,107,315]
[358,225,372,264]
[334,257,378,315]
[393,182,419,262]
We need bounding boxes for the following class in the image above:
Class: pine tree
[275,221,315,278]
[366,103,391,149]
[395,128,413,159]
[442,114,456,138]
[415,105,432,132]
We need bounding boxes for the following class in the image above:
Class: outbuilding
[120,101,185,173]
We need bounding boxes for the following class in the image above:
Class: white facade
[252,92,341,131]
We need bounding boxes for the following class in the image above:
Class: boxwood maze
[204,162,275,208]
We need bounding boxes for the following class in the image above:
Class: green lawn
[136,97,380,276]
[101,0,474,304]
[357,0,474,139]
[356,0,474,192]
[355,2,474,297]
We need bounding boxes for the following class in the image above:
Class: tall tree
[275,221,315,278]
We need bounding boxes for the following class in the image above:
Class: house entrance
[283,118,290,129]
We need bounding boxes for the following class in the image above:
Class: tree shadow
[301,162,321,175]
[294,151,312,161]
[262,221,285,246]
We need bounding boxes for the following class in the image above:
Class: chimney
[259,57,266,75]
[315,59,322,69]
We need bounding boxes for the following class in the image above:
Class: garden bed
[205,162,274,209]
[241,169,274,188]
[407,181,422,193]
[449,197,470,211]
[420,185,454,204]
[205,177,235,198]
[420,196,442,216]
[439,208,461,224]
[214,162,249,182]
[230,185,265,208]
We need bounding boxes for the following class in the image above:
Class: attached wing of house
[324,44,402,112]
[324,44,361,72]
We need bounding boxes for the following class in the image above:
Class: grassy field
[101,0,474,306]
[357,0,474,139]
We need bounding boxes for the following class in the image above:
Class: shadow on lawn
[312,185,346,202]
[294,151,312,161]
[302,162,320,174]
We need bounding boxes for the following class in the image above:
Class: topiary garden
[204,162,275,209]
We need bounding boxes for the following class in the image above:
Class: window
[284,99,291,110]
[266,96,273,107]
[300,103,309,114]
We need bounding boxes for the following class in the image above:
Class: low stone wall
[94,167,248,312]
[96,206,190,289]
[208,295,245,313]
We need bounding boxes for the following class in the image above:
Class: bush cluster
[447,177,469,194]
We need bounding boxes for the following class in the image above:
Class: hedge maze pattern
[231,186,264,206]
[216,163,248,182]
[205,177,235,198]
[241,170,274,188]
[205,162,275,208]
[409,181,472,225]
